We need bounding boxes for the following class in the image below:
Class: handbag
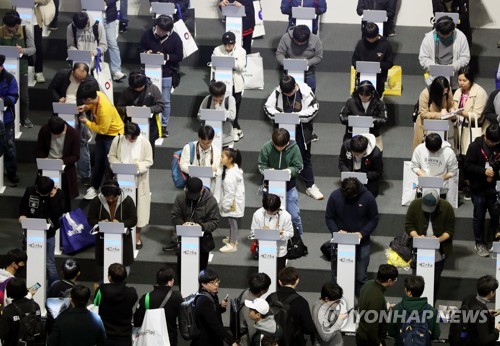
[253,0,265,38]
[243,53,264,90]
[401,161,419,206]
[384,65,402,96]
[60,208,95,255]
[470,113,482,143]
[171,67,181,89]
[133,291,172,346]
[92,54,114,104]
[173,4,198,59]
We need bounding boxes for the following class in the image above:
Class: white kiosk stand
[68,49,93,67]
[200,109,225,152]
[36,158,64,255]
[434,12,459,24]
[151,1,176,18]
[111,163,139,257]
[12,0,36,86]
[0,99,5,194]
[222,6,245,47]
[53,103,78,128]
[188,166,214,193]
[263,169,290,210]
[362,10,387,37]
[177,224,203,297]
[0,46,22,139]
[255,228,281,295]
[418,176,444,196]
[99,221,125,283]
[413,237,440,303]
[283,59,308,84]
[211,55,235,98]
[331,232,360,333]
[348,116,374,136]
[275,113,300,141]
[356,61,380,90]
[429,65,454,81]
[341,172,368,185]
[22,218,49,315]
[292,7,315,33]
[81,0,104,23]
[140,53,165,99]
[424,119,449,142]
[127,106,152,140]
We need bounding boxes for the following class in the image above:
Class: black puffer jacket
[339,92,387,137]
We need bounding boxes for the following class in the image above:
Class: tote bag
[174,5,198,59]
[92,55,114,104]
[401,161,418,206]
[132,309,170,346]
[243,53,264,90]
[253,0,265,38]
[60,208,95,255]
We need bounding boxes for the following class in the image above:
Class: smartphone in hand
[29,282,41,295]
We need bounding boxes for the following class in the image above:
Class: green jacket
[405,198,455,258]
[357,280,387,344]
[387,296,441,344]
[258,140,303,190]
[0,25,35,75]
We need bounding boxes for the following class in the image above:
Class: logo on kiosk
[183,250,197,256]
[418,262,433,268]
[28,242,43,249]
[339,257,354,264]
[105,246,120,252]
[260,253,275,260]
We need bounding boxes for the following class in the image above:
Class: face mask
[16,264,25,274]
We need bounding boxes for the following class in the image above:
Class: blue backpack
[400,305,433,346]
[172,142,196,188]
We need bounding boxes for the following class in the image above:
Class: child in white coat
[220,148,245,253]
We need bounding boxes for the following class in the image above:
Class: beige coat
[453,83,489,155]
[34,0,55,27]
[412,88,456,150]
[108,135,153,228]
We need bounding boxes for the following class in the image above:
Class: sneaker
[247,233,256,240]
[22,118,33,128]
[162,241,178,252]
[497,40,500,48]
[306,184,324,200]
[220,243,237,253]
[82,177,92,187]
[35,73,46,83]
[475,243,490,257]
[113,71,127,82]
[119,21,128,33]
[463,186,471,201]
[48,20,58,31]
[7,173,19,184]
[311,133,319,142]
[237,129,244,139]
[161,126,169,138]
[83,187,98,200]
[233,132,240,142]
[388,31,396,37]
[222,236,230,244]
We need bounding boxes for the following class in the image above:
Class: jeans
[120,0,128,23]
[4,122,17,176]
[77,141,91,179]
[20,74,29,123]
[34,25,43,73]
[46,236,58,287]
[471,188,499,245]
[305,72,316,94]
[295,125,314,188]
[286,187,303,237]
[161,77,172,127]
[92,135,114,190]
[104,21,122,75]
[331,244,370,297]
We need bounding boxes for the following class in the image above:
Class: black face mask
[16,264,25,275]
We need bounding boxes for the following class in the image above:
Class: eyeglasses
[208,279,220,286]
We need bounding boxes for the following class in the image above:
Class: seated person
[197,81,236,148]
[339,134,383,197]
[339,80,387,151]
[87,180,137,270]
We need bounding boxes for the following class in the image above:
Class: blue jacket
[0,68,19,125]
[280,0,327,34]
[325,184,378,247]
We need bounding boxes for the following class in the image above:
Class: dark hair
[108,263,127,283]
[156,266,175,285]
[350,135,369,153]
[77,80,98,101]
[71,284,90,308]
[271,128,290,147]
[62,259,80,280]
[37,176,55,195]
[356,80,376,97]
[320,282,343,301]
[198,269,219,285]
[279,75,296,95]
[248,273,272,295]
[341,177,361,199]
[155,14,174,32]
[198,125,215,141]
[6,278,28,300]
[292,25,310,43]
[261,335,279,346]
[363,22,380,39]
[458,65,475,86]
[128,71,148,89]
[376,264,398,283]
[48,116,66,135]
[425,133,442,152]
[435,15,455,35]
[221,148,242,180]
[405,275,425,297]
[477,275,499,297]
[124,122,141,138]
[72,11,89,30]
[278,267,299,286]
[3,11,21,27]
[428,76,450,109]
[73,62,90,74]
[209,81,226,97]
[262,193,281,212]
[486,124,500,143]
[101,179,121,197]
[5,248,27,267]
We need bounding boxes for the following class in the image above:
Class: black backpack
[72,20,100,49]
[268,292,300,346]
[229,289,247,340]
[178,291,214,341]
[0,119,5,157]
[448,305,472,345]
[286,233,309,260]
[12,301,45,345]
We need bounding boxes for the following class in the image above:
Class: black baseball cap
[222,31,236,45]
[186,177,203,200]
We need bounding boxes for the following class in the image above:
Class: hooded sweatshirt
[251,207,294,257]
[220,164,245,218]
[339,133,383,183]
[276,27,324,70]
[311,299,344,346]
[66,14,107,56]
[0,269,14,308]
[352,35,394,78]
[251,315,278,346]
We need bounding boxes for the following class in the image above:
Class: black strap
[283,293,300,305]
[159,290,173,309]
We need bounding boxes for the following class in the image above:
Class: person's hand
[18,215,26,223]
[485,168,495,178]
[77,105,87,113]
[49,187,58,198]
[219,0,229,6]
[339,313,348,321]
[441,109,448,116]
[59,97,66,103]
[221,298,228,308]
[355,232,363,240]
[102,219,109,222]
[338,230,347,234]
[15,44,23,55]
[232,1,242,6]
[146,50,153,54]
[78,115,87,124]
[112,219,119,223]
[231,343,239,346]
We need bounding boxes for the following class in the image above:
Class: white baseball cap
[244,298,269,315]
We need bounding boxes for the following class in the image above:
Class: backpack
[229,289,247,340]
[286,234,309,260]
[12,301,45,345]
[448,305,472,345]
[72,20,100,50]
[178,291,214,340]
[171,142,196,189]
[399,305,433,346]
[0,119,5,157]
[268,292,300,346]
